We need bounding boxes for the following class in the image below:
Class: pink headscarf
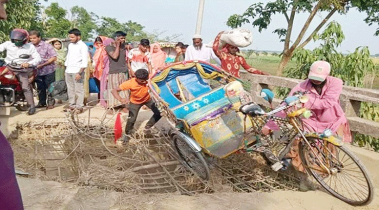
[93,36,108,80]
[99,38,114,108]
[150,43,167,71]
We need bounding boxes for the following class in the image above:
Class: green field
[245,55,379,89]
[245,55,293,75]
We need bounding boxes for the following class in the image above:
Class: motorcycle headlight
[4,74,14,80]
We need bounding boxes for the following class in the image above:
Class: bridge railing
[245,74,379,139]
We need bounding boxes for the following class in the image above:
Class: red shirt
[213,31,266,78]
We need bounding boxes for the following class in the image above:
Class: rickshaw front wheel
[173,134,210,180]
[299,138,374,206]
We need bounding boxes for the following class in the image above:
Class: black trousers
[125,99,161,135]
[35,71,55,106]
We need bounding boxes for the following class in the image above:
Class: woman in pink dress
[287,61,352,190]
[150,43,167,75]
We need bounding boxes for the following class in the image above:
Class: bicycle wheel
[299,137,374,206]
[173,134,210,180]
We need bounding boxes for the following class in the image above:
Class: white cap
[192,34,202,39]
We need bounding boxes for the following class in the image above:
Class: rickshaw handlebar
[265,91,309,116]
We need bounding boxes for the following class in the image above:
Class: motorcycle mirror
[300,95,309,103]
[260,89,274,104]
[19,54,30,59]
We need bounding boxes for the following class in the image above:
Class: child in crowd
[127,39,152,77]
[111,69,161,144]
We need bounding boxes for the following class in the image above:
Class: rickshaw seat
[177,74,212,98]
[172,86,229,123]
[156,82,182,108]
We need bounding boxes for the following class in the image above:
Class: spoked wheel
[299,137,374,206]
[173,134,210,180]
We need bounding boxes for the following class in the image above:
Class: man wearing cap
[286,60,351,190]
[289,60,350,141]
[185,34,221,65]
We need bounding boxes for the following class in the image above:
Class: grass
[245,54,293,75]
[244,54,379,89]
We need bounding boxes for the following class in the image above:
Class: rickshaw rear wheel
[173,134,210,180]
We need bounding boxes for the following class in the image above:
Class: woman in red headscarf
[213,31,268,78]
[92,36,108,80]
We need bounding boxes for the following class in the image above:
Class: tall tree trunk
[277,51,293,76]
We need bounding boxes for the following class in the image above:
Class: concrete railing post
[340,96,361,118]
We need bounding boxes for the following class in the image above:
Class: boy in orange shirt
[112,69,161,143]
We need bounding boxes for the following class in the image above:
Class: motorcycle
[0,54,37,114]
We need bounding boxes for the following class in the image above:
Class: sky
[40,0,379,54]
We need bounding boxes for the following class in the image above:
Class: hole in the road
[9,120,300,195]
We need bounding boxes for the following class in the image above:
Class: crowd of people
[0,27,275,142]
[0,0,357,208]
[0,26,352,148]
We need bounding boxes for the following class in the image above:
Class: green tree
[124,21,148,41]
[355,0,379,35]
[0,0,40,42]
[227,0,379,76]
[96,18,148,42]
[70,6,97,40]
[44,2,71,38]
[96,17,127,38]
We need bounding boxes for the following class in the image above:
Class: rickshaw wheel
[173,134,210,180]
[299,138,374,206]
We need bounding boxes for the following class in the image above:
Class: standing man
[29,30,57,109]
[128,39,152,77]
[64,28,88,113]
[0,2,26,210]
[185,34,220,65]
[105,31,129,109]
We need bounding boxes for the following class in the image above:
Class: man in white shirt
[185,34,221,65]
[0,29,41,115]
[64,28,88,112]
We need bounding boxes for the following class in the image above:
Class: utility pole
[195,0,205,35]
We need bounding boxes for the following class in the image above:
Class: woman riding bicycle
[287,60,352,190]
